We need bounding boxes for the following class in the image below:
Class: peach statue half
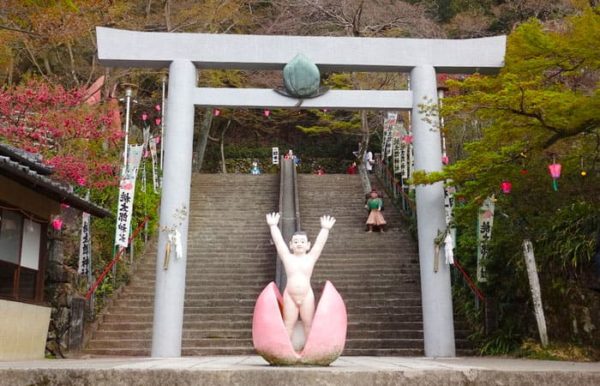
[252,281,347,365]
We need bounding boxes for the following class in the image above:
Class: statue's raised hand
[266,212,281,226]
[320,215,336,230]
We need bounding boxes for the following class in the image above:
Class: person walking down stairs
[365,188,386,233]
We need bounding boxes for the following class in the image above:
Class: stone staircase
[84,174,279,356]
[297,174,425,356]
[85,172,471,357]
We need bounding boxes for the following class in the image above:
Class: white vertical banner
[383,112,397,159]
[126,145,144,179]
[78,192,92,278]
[150,137,159,193]
[444,185,457,250]
[381,129,389,158]
[392,136,401,174]
[272,147,279,165]
[115,145,143,247]
[477,196,495,282]
[115,179,135,247]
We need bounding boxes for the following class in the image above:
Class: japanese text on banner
[477,197,495,282]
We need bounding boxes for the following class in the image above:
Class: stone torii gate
[96,27,505,358]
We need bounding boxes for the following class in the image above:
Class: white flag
[114,178,136,247]
[78,211,91,277]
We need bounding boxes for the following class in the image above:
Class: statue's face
[289,234,310,254]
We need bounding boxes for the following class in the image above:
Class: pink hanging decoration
[51,217,63,231]
[442,155,449,165]
[155,104,161,112]
[213,108,221,116]
[141,112,148,121]
[500,180,512,194]
[155,117,161,126]
[402,135,413,144]
[548,163,561,191]
[263,109,271,117]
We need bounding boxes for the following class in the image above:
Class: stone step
[91,328,425,341]
[111,295,421,308]
[133,265,421,274]
[114,297,423,308]
[101,311,423,324]
[109,305,424,315]
[83,347,429,356]
[88,336,427,350]
[118,290,423,301]
[94,319,425,332]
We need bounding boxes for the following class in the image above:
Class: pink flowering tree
[0,79,123,189]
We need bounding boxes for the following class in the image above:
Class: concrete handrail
[276,157,301,291]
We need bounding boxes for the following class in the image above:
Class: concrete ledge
[1,356,599,386]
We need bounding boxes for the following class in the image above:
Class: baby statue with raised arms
[266,212,336,340]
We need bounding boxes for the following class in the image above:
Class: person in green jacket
[365,188,386,233]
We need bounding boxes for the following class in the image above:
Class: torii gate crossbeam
[96,27,505,359]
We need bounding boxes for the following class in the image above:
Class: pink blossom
[51,217,63,230]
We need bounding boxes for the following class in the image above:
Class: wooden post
[522,239,549,347]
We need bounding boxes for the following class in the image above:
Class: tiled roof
[0,143,112,218]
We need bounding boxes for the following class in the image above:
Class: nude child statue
[266,212,336,339]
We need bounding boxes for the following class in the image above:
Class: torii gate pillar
[151,60,196,357]
[411,65,455,356]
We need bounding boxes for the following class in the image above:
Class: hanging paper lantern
[213,108,221,116]
[155,104,161,112]
[263,109,271,117]
[548,163,561,191]
[581,170,587,177]
[141,112,148,121]
[51,217,63,231]
[155,117,161,126]
[442,156,449,165]
[500,180,512,194]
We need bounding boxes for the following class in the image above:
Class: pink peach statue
[252,213,347,366]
